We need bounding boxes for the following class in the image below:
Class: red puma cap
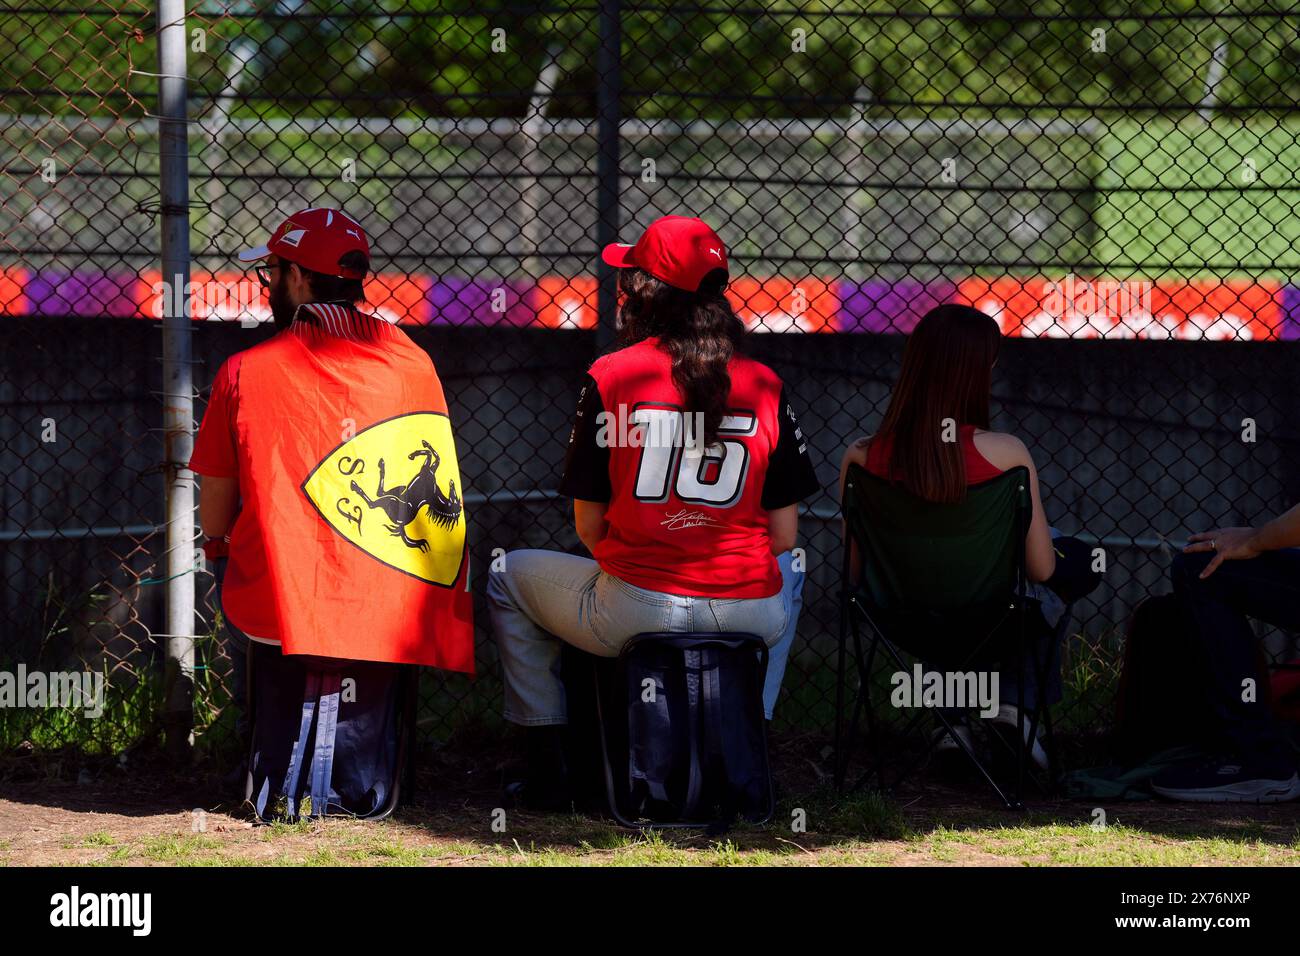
[238,207,370,279]
[601,215,729,292]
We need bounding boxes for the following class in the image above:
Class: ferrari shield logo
[302,411,467,586]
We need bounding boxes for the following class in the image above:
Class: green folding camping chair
[834,462,1060,810]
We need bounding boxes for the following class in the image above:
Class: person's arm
[1252,504,1300,549]
[189,357,242,545]
[838,437,871,582]
[1184,501,1300,578]
[199,476,240,539]
[1021,450,1056,584]
[558,373,612,555]
[973,432,1055,583]
[574,499,609,554]
[761,385,822,556]
[768,503,798,555]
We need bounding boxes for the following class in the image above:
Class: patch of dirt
[1,735,1297,866]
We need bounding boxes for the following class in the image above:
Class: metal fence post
[157,0,194,761]
[595,0,621,348]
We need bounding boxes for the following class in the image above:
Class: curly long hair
[616,266,744,449]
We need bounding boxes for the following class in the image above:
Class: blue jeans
[763,551,805,719]
[488,549,793,725]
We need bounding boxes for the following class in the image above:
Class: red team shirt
[560,337,820,599]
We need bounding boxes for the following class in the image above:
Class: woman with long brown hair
[489,215,820,810]
[840,304,1096,767]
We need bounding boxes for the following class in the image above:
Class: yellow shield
[301,411,467,587]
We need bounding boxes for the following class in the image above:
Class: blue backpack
[568,634,774,829]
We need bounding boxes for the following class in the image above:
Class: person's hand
[1184,527,1261,578]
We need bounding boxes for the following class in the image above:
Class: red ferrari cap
[238,207,370,279]
[601,215,728,292]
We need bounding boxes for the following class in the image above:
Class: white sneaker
[1151,756,1300,804]
[932,722,975,755]
[992,704,1049,770]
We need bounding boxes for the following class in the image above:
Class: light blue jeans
[764,550,805,719]
[487,548,800,726]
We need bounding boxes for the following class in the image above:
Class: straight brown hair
[873,304,1002,503]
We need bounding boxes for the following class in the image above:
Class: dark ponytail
[617,267,744,448]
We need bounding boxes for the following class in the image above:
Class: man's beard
[269,275,297,330]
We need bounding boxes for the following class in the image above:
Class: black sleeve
[761,385,821,510]
[559,374,613,502]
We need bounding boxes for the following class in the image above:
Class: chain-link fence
[3,2,1300,764]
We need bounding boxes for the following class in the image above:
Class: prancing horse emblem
[350,440,462,552]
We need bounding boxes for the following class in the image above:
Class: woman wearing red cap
[487,215,821,810]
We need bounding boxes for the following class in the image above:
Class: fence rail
[2,1,1299,759]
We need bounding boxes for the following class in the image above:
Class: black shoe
[221,757,249,796]
[503,725,573,813]
[503,776,574,813]
[1151,753,1300,804]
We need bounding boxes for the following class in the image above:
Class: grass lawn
[1093,117,1300,276]
[3,784,1298,868]
[3,734,1298,867]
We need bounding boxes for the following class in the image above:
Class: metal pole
[1197,35,1229,125]
[595,0,621,349]
[521,44,564,284]
[157,0,194,761]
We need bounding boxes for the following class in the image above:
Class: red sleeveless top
[864,423,1003,485]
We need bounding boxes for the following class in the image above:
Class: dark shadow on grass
[2,726,1297,855]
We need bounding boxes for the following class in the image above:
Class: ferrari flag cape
[234,302,474,670]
